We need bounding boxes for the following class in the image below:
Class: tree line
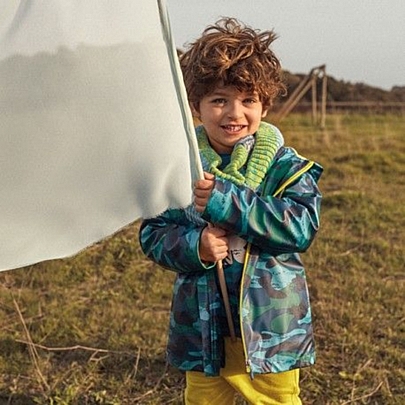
[281,70,405,103]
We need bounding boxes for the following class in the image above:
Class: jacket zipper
[239,242,252,375]
[239,160,315,377]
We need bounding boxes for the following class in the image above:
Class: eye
[211,98,227,105]
[243,97,257,104]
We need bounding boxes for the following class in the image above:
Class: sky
[1,1,404,91]
[167,0,405,91]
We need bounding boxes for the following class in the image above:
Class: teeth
[223,125,244,132]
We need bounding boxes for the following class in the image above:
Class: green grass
[0,113,404,404]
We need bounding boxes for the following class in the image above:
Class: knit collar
[196,121,284,190]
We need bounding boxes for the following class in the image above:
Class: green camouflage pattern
[140,140,322,377]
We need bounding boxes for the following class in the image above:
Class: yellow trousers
[184,338,302,405]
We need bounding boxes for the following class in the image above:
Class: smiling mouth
[221,125,246,132]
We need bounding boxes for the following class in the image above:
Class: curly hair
[180,18,286,109]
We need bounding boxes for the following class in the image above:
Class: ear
[261,107,269,118]
[190,102,200,118]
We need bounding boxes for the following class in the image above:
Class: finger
[194,179,214,191]
[194,203,206,213]
[204,247,228,262]
[203,171,215,180]
[213,248,228,261]
[193,188,211,198]
[194,195,208,207]
[212,227,228,237]
[207,226,228,238]
[202,227,227,244]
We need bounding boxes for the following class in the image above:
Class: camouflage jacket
[139,145,323,377]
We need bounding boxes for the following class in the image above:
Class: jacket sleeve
[201,152,323,255]
[139,208,216,273]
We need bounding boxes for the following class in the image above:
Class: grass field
[0,113,404,404]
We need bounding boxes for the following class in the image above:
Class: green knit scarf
[196,122,284,190]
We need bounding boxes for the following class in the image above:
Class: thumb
[204,171,215,180]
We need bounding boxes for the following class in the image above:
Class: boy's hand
[199,225,228,263]
[194,172,215,213]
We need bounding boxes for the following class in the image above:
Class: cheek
[251,109,265,122]
[200,108,219,122]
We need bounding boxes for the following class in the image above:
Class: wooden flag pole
[217,260,237,342]
[157,0,236,343]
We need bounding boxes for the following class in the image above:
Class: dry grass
[0,113,404,404]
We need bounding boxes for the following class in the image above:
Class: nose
[226,100,243,120]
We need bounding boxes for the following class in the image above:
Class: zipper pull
[246,359,255,380]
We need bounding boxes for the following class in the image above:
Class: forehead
[208,85,259,97]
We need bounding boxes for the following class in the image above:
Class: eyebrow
[209,90,229,97]
[209,90,258,97]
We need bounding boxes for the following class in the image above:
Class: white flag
[0,0,201,271]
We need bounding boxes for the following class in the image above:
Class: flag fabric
[0,0,201,272]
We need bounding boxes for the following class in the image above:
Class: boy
[139,18,322,405]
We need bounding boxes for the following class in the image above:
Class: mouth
[221,125,247,133]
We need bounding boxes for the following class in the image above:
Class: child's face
[194,85,268,154]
